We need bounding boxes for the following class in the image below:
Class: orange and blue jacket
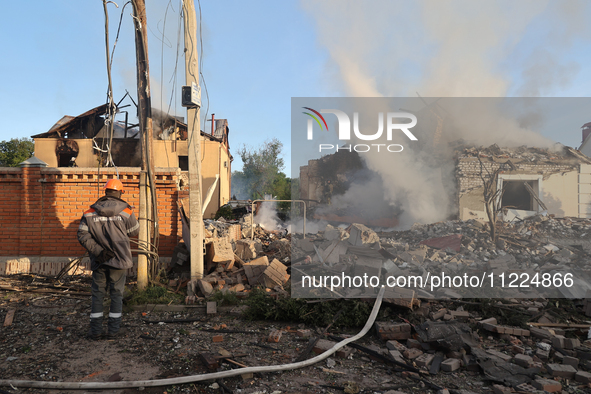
[77,196,140,270]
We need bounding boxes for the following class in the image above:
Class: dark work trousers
[90,265,126,336]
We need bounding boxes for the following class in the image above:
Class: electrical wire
[163,1,182,131]
[160,1,172,130]
[109,1,132,70]
[196,0,210,134]
[159,0,177,168]
[102,0,116,167]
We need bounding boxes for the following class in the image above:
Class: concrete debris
[348,223,380,246]
[414,320,473,352]
[149,198,591,391]
[235,239,260,261]
[293,212,591,301]
[168,211,292,297]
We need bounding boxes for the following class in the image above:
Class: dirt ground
[2,271,591,394]
[0,275,507,394]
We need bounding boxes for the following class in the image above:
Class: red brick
[532,378,561,392]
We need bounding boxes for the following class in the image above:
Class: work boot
[106,327,127,339]
[88,317,103,340]
[106,317,122,338]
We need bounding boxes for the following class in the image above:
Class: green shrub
[243,288,374,328]
[126,285,184,305]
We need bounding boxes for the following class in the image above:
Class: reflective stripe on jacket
[77,196,140,270]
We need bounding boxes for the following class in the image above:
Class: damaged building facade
[300,144,591,226]
[31,105,232,218]
[457,145,591,222]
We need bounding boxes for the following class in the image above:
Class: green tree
[0,138,34,167]
[232,138,290,200]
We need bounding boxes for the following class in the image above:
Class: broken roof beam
[523,181,548,211]
[31,104,109,139]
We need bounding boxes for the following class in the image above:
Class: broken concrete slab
[388,349,405,363]
[354,256,383,278]
[206,301,217,314]
[441,358,460,372]
[323,224,344,241]
[206,236,235,271]
[486,349,512,362]
[319,240,349,265]
[243,256,269,286]
[296,238,315,253]
[235,239,259,260]
[477,357,539,388]
[492,384,511,394]
[348,223,379,246]
[198,280,214,297]
[430,353,444,374]
[386,340,407,353]
[414,320,473,352]
[382,287,419,310]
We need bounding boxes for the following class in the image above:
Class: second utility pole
[182,0,205,302]
[131,0,154,291]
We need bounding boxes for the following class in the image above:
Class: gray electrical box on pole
[182,0,204,303]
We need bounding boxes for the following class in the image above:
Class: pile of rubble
[170,214,292,298]
[355,305,591,393]
[291,214,591,300]
[282,214,591,391]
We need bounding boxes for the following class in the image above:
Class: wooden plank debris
[3,308,16,327]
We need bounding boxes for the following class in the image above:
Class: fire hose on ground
[0,287,385,391]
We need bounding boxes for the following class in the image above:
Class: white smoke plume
[255,198,282,231]
[288,219,328,235]
[300,0,591,228]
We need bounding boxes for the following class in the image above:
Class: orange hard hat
[104,179,123,191]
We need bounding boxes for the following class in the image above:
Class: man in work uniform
[77,179,140,339]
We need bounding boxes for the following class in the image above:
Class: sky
[1,0,591,176]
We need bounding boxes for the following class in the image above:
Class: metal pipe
[250,199,306,240]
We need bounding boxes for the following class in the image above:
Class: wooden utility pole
[182,0,205,300]
[131,0,154,290]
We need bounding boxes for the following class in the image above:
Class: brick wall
[0,166,183,259]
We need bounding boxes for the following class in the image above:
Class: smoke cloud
[255,200,282,231]
[300,0,590,228]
